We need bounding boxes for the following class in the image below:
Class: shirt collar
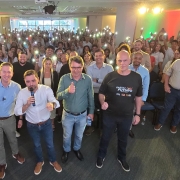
[94,63,106,69]
[69,73,85,80]
[129,64,143,71]
[0,79,12,88]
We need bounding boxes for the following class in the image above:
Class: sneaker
[85,127,95,136]
[34,162,44,175]
[96,157,105,168]
[118,159,130,172]
[170,126,177,134]
[0,164,7,179]
[15,131,20,138]
[49,161,62,173]
[12,152,25,164]
[154,124,162,131]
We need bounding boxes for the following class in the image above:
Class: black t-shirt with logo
[99,71,142,117]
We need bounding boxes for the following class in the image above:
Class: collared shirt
[55,61,63,73]
[87,63,114,93]
[151,52,164,65]
[129,64,150,101]
[166,59,180,90]
[57,73,94,114]
[14,84,60,123]
[0,80,21,117]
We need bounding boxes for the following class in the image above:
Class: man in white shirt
[14,70,62,175]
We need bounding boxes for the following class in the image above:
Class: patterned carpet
[4,112,180,180]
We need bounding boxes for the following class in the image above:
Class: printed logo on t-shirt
[116,86,133,97]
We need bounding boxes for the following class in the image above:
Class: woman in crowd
[145,47,155,72]
[38,57,59,130]
[83,51,95,72]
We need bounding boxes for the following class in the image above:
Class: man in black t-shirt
[96,50,142,172]
[12,52,34,88]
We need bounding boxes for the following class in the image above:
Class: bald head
[116,50,131,73]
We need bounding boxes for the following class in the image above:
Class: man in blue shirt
[0,62,25,179]
[129,52,150,137]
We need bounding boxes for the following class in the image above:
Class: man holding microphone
[14,70,62,175]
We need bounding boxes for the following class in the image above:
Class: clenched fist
[68,82,75,94]
[101,102,108,110]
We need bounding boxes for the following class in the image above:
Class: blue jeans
[62,110,87,152]
[98,112,132,161]
[158,87,180,126]
[27,119,56,163]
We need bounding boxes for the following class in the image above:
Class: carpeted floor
[4,112,180,180]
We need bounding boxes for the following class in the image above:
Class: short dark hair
[24,70,38,79]
[69,56,84,67]
[171,40,178,44]
[55,48,63,54]
[46,45,55,51]
[18,51,27,55]
[95,49,104,55]
[0,62,13,70]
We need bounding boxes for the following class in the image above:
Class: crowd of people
[0,26,180,179]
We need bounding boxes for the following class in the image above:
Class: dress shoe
[61,151,69,163]
[129,130,134,138]
[73,150,84,161]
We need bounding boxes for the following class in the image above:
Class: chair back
[149,82,165,99]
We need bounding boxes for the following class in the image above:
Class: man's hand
[46,102,53,111]
[68,82,75,93]
[87,114,94,121]
[101,102,108,110]
[92,78,98,83]
[132,115,140,125]
[141,101,145,106]
[18,120,23,128]
[164,84,171,93]
[27,96,35,106]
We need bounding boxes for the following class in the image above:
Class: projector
[43,5,56,14]
[35,0,48,4]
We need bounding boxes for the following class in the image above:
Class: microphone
[30,87,35,106]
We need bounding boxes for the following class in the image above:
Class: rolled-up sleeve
[46,87,60,108]
[14,91,24,116]
[57,76,70,100]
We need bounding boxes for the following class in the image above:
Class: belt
[0,116,12,120]
[64,109,86,116]
[28,119,49,125]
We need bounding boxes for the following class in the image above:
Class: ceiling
[0,0,180,18]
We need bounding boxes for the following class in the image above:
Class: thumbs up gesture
[68,82,75,94]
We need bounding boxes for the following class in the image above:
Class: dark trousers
[97,112,132,161]
[158,87,180,126]
[94,93,103,129]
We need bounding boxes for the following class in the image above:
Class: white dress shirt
[14,84,60,123]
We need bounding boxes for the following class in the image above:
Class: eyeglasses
[70,67,82,70]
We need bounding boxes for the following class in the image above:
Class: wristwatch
[134,113,141,117]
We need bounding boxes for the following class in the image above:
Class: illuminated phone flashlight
[43,34,46,37]
[8,34,11,36]
[104,43,107,47]
[52,56,57,65]
[17,34,19,36]
[3,27,5,29]
[109,32,112,35]
[141,27,143,30]
[68,38,71,41]
[18,37,21,41]
[35,50,39,55]
[164,33,167,36]
[55,37,58,39]
[140,35,143,39]
[26,37,28,40]
[23,42,26,45]
[38,32,39,34]
[90,34,92,37]
[109,60,113,64]
[126,37,129,40]
[29,34,32,37]
[77,36,79,39]
[52,38,54,41]
[96,29,98,32]
[154,32,157,34]
[32,58,35,63]
[115,32,118,35]
[115,66,119,70]
[34,41,37,44]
